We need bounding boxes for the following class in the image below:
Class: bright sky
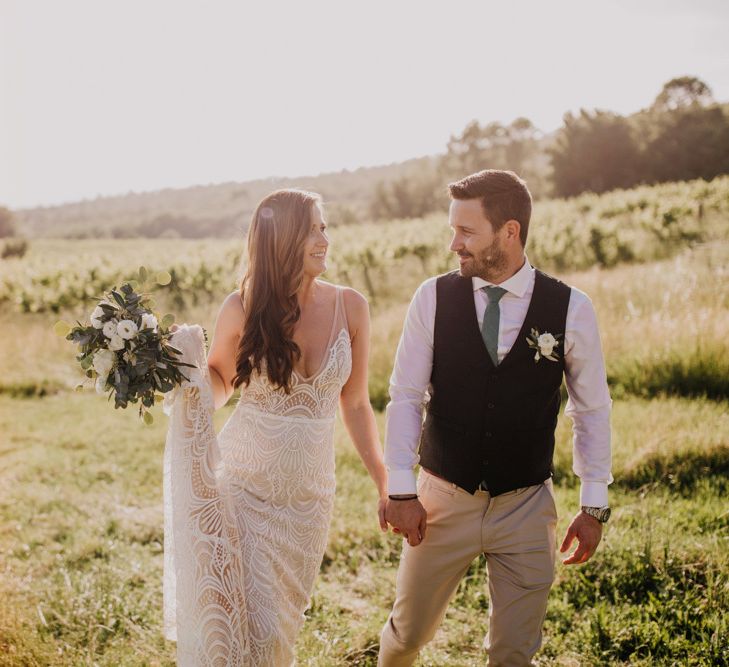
[2,0,728,209]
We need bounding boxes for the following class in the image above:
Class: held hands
[377,497,388,532]
[383,498,428,547]
[560,510,603,565]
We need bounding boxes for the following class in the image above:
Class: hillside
[13,156,439,239]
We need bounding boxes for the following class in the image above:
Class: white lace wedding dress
[162,286,352,666]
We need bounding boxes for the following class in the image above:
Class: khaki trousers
[378,469,558,667]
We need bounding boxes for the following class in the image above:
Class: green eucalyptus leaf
[111,290,126,308]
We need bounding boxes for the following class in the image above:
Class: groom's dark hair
[448,169,532,246]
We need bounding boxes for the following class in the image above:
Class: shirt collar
[472,256,534,298]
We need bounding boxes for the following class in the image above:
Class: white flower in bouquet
[92,348,115,376]
[117,319,139,340]
[108,333,126,351]
[141,313,158,331]
[102,319,118,339]
[90,305,106,329]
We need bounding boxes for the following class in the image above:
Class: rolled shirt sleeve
[563,289,614,507]
[384,278,437,495]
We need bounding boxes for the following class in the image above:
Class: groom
[379,169,613,666]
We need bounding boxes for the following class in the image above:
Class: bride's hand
[378,496,389,533]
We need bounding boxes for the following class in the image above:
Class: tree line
[370,76,729,217]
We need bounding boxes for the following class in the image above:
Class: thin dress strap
[334,285,350,336]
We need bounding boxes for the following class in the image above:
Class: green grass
[1,391,727,666]
[607,346,729,401]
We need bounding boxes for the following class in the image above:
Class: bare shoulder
[315,280,368,313]
[218,290,245,331]
[331,285,368,339]
[221,290,244,314]
[340,285,369,318]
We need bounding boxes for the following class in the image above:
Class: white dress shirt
[384,257,613,507]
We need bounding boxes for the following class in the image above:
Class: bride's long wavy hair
[232,188,322,393]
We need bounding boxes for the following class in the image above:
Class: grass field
[1,206,728,664]
[1,392,727,666]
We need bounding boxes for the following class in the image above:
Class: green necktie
[481,286,507,366]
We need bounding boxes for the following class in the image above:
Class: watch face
[600,507,612,522]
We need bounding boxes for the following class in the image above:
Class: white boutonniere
[526,328,563,362]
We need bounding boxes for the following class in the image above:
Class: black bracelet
[388,495,418,501]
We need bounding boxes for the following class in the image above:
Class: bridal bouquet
[57,277,199,424]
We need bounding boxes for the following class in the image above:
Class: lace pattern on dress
[236,327,352,420]
[162,324,250,666]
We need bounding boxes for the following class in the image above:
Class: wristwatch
[581,506,611,523]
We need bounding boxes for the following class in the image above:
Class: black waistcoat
[419,268,571,495]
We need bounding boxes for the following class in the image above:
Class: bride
[162,188,388,665]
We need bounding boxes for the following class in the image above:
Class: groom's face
[448,199,507,280]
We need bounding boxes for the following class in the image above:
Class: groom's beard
[458,237,508,282]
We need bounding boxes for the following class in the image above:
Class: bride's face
[302,203,329,277]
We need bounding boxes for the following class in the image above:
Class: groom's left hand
[559,511,603,565]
